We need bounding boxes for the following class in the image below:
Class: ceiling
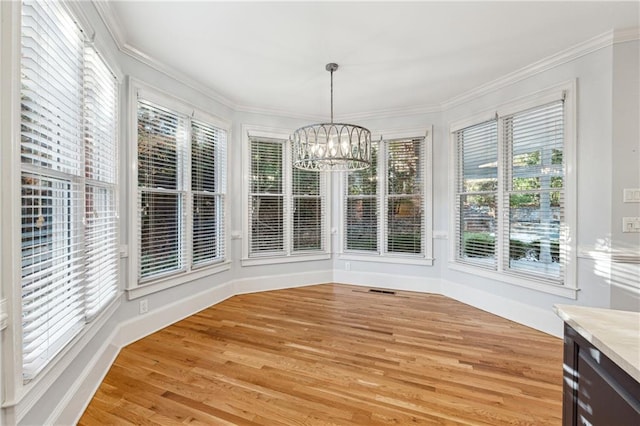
[105,1,639,119]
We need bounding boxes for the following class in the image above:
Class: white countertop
[554,304,640,383]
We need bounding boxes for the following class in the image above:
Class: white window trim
[338,127,434,265]
[126,78,231,298]
[448,80,578,299]
[126,260,231,300]
[241,124,332,266]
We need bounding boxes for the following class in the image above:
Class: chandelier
[292,63,372,171]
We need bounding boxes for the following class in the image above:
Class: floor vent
[368,288,396,295]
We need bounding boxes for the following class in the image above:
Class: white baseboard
[50,270,564,425]
[50,338,120,426]
[333,270,441,294]
[53,272,331,425]
[233,269,333,295]
[55,281,234,426]
[334,271,562,337]
[441,279,564,337]
[113,280,235,348]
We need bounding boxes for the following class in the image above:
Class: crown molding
[92,1,126,50]
[339,104,442,121]
[613,27,640,43]
[91,4,639,120]
[441,30,617,111]
[236,102,441,122]
[234,104,326,121]
[120,42,237,110]
[92,0,237,111]
[91,0,446,121]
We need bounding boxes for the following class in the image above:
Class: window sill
[448,261,578,299]
[127,260,231,299]
[3,296,121,421]
[241,253,331,267]
[339,253,434,266]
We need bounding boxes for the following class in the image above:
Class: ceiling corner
[92,0,127,50]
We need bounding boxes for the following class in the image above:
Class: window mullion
[184,118,193,271]
[420,137,427,257]
[378,140,386,255]
[284,140,292,255]
[496,116,507,273]
[320,170,327,252]
[217,132,226,261]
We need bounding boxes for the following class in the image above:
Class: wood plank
[79,283,563,425]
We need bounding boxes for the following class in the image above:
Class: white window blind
[453,97,567,286]
[84,47,119,320]
[136,97,227,281]
[344,136,428,258]
[247,135,327,259]
[455,120,498,268]
[345,142,379,252]
[192,120,226,266]
[504,101,564,281]
[249,138,285,256]
[137,100,186,279]
[292,167,323,252]
[20,0,120,380]
[386,138,424,255]
[21,0,85,380]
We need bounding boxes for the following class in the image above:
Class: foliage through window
[344,136,428,257]
[454,100,566,283]
[346,142,379,251]
[137,99,226,281]
[248,136,326,258]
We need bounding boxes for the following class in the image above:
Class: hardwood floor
[79,284,563,425]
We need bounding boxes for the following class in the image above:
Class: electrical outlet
[622,217,640,233]
[345,262,351,271]
[623,188,640,203]
[139,299,148,314]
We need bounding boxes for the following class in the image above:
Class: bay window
[343,131,432,263]
[244,129,328,263]
[450,83,577,296]
[346,143,379,252]
[20,0,119,379]
[135,94,227,284]
[249,137,285,255]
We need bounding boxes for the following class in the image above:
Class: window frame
[448,81,578,299]
[241,125,331,266]
[339,127,434,266]
[19,0,122,382]
[1,0,124,415]
[248,136,286,257]
[127,79,231,298]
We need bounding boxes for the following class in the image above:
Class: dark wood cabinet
[563,323,640,425]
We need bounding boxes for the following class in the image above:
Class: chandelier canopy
[292,63,372,171]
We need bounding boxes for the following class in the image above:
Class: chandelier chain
[330,66,334,123]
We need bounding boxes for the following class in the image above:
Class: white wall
[2,1,638,424]
[610,39,640,311]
